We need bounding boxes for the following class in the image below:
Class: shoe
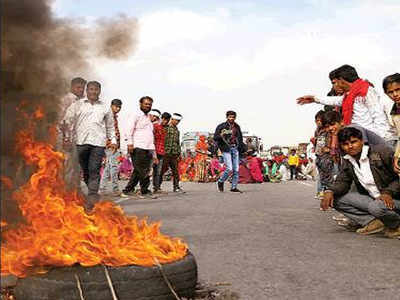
[356,219,385,235]
[142,191,157,199]
[173,187,185,193]
[120,191,135,198]
[217,181,224,192]
[154,189,168,194]
[384,227,400,238]
[230,188,243,193]
[332,214,348,222]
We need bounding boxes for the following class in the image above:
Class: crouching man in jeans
[321,127,400,238]
[214,110,245,193]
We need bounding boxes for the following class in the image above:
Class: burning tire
[14,252,197,300]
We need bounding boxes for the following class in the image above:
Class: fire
[1,109,187,278]
[33,107,44,120]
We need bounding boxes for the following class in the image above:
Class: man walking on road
[214,110,245,193]
[99,99,122,196]
[321,127,400,238]
[151,110,171,193]
[121,96,157,198]
[161,113,184,193]
[63,81,117,210]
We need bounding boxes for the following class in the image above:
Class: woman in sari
[194,135,209,182]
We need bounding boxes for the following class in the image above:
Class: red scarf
[341,79,371,125]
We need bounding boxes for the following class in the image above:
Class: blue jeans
[334,192,400,228]
[100,149,120,192]
[219,147,239,189]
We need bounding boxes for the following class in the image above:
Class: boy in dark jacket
[321,127,400,238]
[214,111,245,193]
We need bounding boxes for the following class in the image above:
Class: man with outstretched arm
[297,64,392,141]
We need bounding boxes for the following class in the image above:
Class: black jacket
[214,121,245,153]
[329,144,400,199]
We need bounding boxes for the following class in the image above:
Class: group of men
[297,65,400,238]
[59,78,184,211]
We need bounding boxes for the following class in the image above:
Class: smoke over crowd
[0,0,138,221]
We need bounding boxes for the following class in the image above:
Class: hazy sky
[53,0,400,148]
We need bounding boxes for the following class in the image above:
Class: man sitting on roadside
[321,127,400,238]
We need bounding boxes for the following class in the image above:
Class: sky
[52,0,400,148]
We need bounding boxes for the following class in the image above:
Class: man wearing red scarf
[297,65,392,141]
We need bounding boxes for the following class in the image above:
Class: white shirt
[343,145,381,198]
[129,110,155,151]
[381,98,398,141]
[63,98,116,147]
[315,87,391,140]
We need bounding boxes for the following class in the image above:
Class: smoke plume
[0,0,138,222]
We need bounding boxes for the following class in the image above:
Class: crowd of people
[59,79,186,210]
[58,65,400,239]
[297,65,400,239]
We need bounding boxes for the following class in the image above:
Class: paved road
[112,180,400,300]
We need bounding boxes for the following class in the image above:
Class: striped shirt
[63,98,116,147]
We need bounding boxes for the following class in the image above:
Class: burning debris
[1,113,188,278]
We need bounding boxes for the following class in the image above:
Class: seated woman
[263,160,282,183]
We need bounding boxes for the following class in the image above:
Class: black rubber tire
[14,252,197,300]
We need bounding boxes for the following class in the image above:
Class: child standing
[313,110,335,199]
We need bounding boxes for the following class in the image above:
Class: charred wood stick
[74,274,85,300]
[103,266,118,300]
[153,257,181,300]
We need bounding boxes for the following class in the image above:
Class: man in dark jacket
[321,127,400,238]
[214,111,245,193]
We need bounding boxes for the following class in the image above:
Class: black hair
[111,99,122,106]
[71,77,86,86]
[382,73,400,93]
[139,96,153,103]
[327,87,337,96]
[338,127,363,144]
[324,105,336,112]
[86,81,101,89]
[315,110,325,120]
[321,110,342,126]
[162,112,171,120]
[226,110,236,117]
[151,109,161,115]
[329,65,359,83]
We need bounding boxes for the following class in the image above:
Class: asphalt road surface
[111,180,400,300]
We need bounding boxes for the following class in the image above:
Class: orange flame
[1,109,187,278]
[33,107,44,120]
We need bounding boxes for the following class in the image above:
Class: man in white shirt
[58,77,86,189]
[297,64,392,140]
[63,81,117,210]
[321,127,400,238]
